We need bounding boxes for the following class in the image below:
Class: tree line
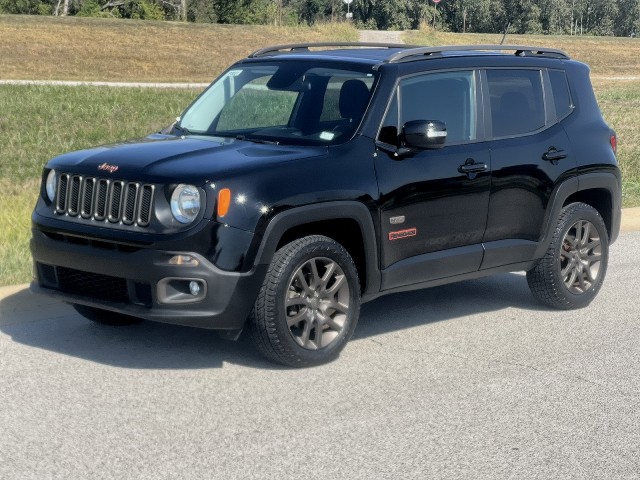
[2,0,639,37]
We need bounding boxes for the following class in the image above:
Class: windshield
[177,62,377,146]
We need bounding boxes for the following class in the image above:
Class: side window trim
[542,69,557,125]
[375,85,400,149]
[475,69,488,142]
[478,69,492,139]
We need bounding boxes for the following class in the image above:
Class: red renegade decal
[389,228,417,241]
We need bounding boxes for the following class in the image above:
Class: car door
[374,70,491,290]
[480,68,576,269]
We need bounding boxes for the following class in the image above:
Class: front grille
[56,266,129,303]
[55,173,154,227]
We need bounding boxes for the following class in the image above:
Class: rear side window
[548,69,573,120]
[487,69,545,137]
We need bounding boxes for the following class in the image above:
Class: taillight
[610,134,617,154]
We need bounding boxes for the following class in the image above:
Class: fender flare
[578,171,622,244]
[253,201,381,296]
[533,172,621,259]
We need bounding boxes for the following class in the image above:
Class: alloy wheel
[285,257,351,350]
[560,219,602,294]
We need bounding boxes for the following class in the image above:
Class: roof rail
[385,44,570,63]
[249,42,415,58]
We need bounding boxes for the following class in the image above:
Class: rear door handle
[542,147,568,162]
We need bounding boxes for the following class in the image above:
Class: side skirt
[363,259,536,303]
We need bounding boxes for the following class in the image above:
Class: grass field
[595,80,640,206]
[404,29,640,77]
[0,15,358,82]
[0,85,201,286]
[0,17,639,286]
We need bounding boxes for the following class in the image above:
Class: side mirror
[402,120,447,150]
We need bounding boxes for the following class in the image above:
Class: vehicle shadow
[0,287,271,370]
[0,273,542,370]
[355,272,541,340]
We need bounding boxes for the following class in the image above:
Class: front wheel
[527,202,609,310]
[249,235,361,367]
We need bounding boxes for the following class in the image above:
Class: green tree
[0,0,51,14]
[587,0,618,36]
[501,0,542,33]
[538,0,571,34]
[615,0,640,36]
[290,0,324,25]
[353,0,432,30]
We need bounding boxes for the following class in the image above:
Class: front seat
[338,79,370,125]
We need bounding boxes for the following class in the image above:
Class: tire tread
[249,235,360,367]
[527,202,608,310]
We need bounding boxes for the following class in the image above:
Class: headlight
[45,169,57,202]
[170,184,201,224]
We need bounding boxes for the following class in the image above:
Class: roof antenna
[500,22,511,45]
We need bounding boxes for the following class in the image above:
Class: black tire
[527,202,609,310]
[72,304,144,326]
[249,235,361,367]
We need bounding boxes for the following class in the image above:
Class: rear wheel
[249,235,360,367]
[72,305,144,326]
[527,202,609,309]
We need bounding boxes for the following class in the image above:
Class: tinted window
[395,71,477,144]
[487,69,545,137]
[548,69,573,120]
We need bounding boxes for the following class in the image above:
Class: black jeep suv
[31,43,621,366]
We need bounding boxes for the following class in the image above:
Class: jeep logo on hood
[98,162,119,173]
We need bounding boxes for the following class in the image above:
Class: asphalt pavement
[1,229,639,479]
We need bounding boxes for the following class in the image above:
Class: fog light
[189,281,201,296]
[157,278,206,304]
[168,255,200,266]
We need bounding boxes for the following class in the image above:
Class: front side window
[178,63,376,146]
[487,69,545,137]
[379,71,476,145]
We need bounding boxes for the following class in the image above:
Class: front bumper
[30,228,266,330]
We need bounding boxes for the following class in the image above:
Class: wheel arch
[562,188,613,241]
[575,171,622,244]
[253,202,381,297]
[534,172,621,258]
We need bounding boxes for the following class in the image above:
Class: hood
[46,134,327,184]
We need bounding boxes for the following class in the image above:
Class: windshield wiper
[234,135,280,145]
[173,123,193,136]
[208,132,280,145]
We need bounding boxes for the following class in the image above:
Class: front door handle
[458,161,488,174]
[458,159,488,180]
[542,147,568,162]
